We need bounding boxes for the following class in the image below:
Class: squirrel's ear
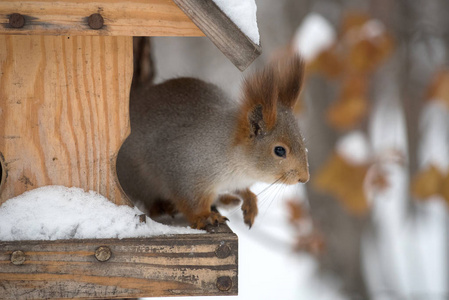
[242,67,277,132]
[274,54,304,108]
[248,104,265,138]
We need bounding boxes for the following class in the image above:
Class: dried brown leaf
[308,45,343,78]
[341,12,370,35]
[411,165,444,200]
[426,70,449,107]
[326,76,369,130]
[347,34,394,74]
[294,231,325,256]
[367,167,390,192]
[313,153,370,216]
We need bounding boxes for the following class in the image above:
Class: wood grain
[0,229,238,299]
[0,0,204,37]
[0,35,133,206]
[173,0,262,71]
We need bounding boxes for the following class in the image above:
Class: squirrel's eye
[274,146,286,158]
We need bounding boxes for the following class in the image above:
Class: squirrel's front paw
[242,200,258,229]
[191,211,229,229]
[237,189,258,229]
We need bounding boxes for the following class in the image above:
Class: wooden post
[0,35,133,205]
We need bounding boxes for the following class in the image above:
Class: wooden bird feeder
[0,0,261,298]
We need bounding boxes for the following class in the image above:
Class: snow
[418,101,449,171]
[293,13,336,62]
[336,131,372,164]
[212,0,260,45]
[369,83,408,156]
[414,101,449,297]
[363,83,449,299]
[0,186,201,241]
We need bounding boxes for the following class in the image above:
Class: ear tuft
[242,66,277,130]
[273,54,305,108]
[248,104,265,138]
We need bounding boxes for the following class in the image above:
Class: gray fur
[117,78,252,211]
[117,71,309,220]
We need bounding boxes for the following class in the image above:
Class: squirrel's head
[235,53,309,185]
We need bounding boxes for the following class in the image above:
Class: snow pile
[0,186,201,241]
[336,131,372,164]
[293,13,336,61]
[213,0,260,45]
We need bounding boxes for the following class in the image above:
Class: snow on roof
[213,0,260,45]
[293,13,336,62]
[0,186,202,241]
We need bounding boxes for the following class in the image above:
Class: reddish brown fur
[234,53,304,145]
[174,194,228,229]
[275,55,305,108]
[237,189,258,228]
[234,67,277,145]
[243,67,278,130]
[218,194,242,205]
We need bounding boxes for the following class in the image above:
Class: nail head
[88,13,104,30]
[216,276,233,292]
[215,243,231,259]
[9,13,25,29]
[95,246,111,262]
[11,250,26,265]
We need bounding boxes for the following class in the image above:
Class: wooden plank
[0,229,238,299]
[0,35,132,206]
[0,0,204,37]
[173,0,262,71]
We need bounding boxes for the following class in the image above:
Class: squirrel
[116,53,309,229]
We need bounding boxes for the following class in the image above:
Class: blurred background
[139,0,449,299]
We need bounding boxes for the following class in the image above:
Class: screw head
[95,246,111,262]
[11,250,26,265]
[216,276,233,292]
[9,13,25,28]
[215,243,231,259]
[88,13,104,30]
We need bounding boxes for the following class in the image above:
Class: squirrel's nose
[298,172,309,183]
